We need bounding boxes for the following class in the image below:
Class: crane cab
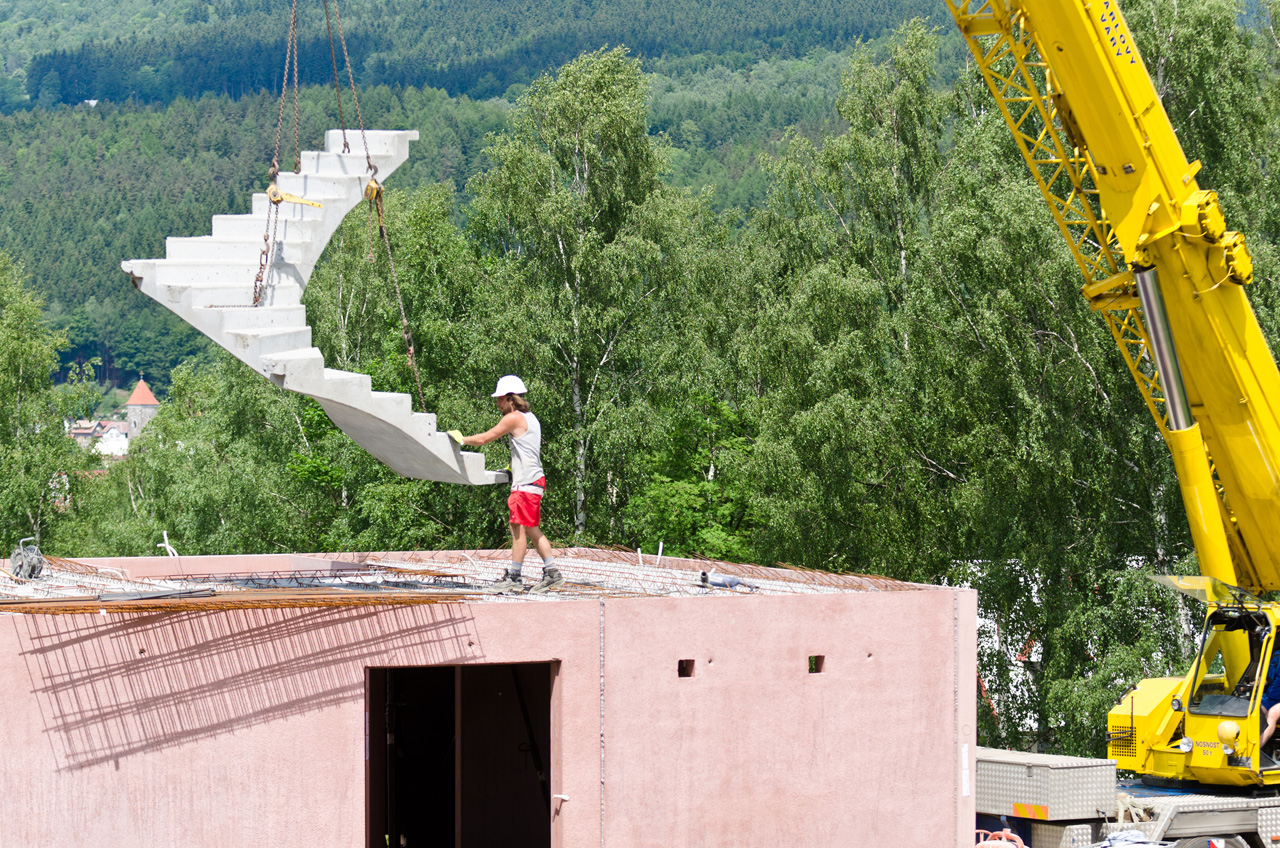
[1109,575,1280,787]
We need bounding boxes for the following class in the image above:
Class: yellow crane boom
[946,0,1280,594]
[947,0,1280,786]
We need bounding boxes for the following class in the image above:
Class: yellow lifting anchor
[265,182,322,208]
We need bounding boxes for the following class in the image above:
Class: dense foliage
[0,254,98,547]
[2,0,941,108]
[5,0,1280,757]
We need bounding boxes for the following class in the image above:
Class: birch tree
[0,252,96,551]
[467,47,677,538]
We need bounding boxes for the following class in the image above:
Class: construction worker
[448,375,563,594]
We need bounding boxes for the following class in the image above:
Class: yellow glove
[446,430,464,445]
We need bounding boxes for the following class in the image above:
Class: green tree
[0,75,26,114]
[1125,0,1276,228]
[742,21,949,571]
[36,69,60,107]
[735,24,1200,753]
[910,111,1192,752]
[0,252,96,550]
[54,356,391,557]
[467,47,679,538]
[761,20,946,297]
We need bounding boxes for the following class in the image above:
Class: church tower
[125,378,160,440]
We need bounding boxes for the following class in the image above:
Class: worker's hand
[446,430,465,446]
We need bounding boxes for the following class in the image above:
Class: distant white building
[93,422,129,457]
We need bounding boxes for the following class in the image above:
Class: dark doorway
[367,666,456,848]
[368,664,553,848]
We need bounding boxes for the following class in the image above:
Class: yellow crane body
[947,0,1280,785]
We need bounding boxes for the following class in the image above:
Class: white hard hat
[492,375,528,397]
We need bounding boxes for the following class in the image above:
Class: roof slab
[1,547,931,614]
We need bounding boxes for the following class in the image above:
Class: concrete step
[299,150,380,178]
[165,237,263,264]
[161,281,303,310]
[226,326,313,357]
[408,410,439,435]
[159,284,251,309]
[324,129,417,158]
[211,214,321,242]
[262,348,325,383]
[121,258,158,296]
[369,390,413,420]
[205,304,308,333]
[164,236,312,268]
[144,261,261,295]
[156,261,306,295]
[321,367,372,396]
[275,172,360,202]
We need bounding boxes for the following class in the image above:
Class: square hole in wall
[678,659,695,678]
[808,655,825,674]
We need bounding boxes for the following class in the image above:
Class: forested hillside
[3,0,944,109]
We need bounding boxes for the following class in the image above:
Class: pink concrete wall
[1,600,604,847]
[0,559,975,847]
[603,591,977,847]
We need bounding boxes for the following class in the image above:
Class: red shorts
[508,477,546,527]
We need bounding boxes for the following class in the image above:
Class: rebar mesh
[0,547,931,614]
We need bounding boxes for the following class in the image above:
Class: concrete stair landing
[122,129,505,486]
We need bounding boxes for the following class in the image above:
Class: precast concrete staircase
[121,129,506,486]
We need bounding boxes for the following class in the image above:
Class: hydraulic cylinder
[1136,266,1235,584]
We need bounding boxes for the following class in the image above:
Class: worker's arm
[448,411,524,447]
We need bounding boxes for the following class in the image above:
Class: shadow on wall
[17,604,482,771]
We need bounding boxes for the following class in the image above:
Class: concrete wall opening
[367,663,554,848]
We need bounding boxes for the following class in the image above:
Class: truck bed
[976,747,1280,846]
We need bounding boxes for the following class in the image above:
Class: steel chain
[371,185,427,413]
[330,0,373,173]
[257,0,301,306]
[289,0,301,174]
[322,0,349,152]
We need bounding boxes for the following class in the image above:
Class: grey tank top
[509,411,545,488]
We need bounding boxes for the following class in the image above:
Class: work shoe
[528,568,565,594]
[489,573,523,594]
